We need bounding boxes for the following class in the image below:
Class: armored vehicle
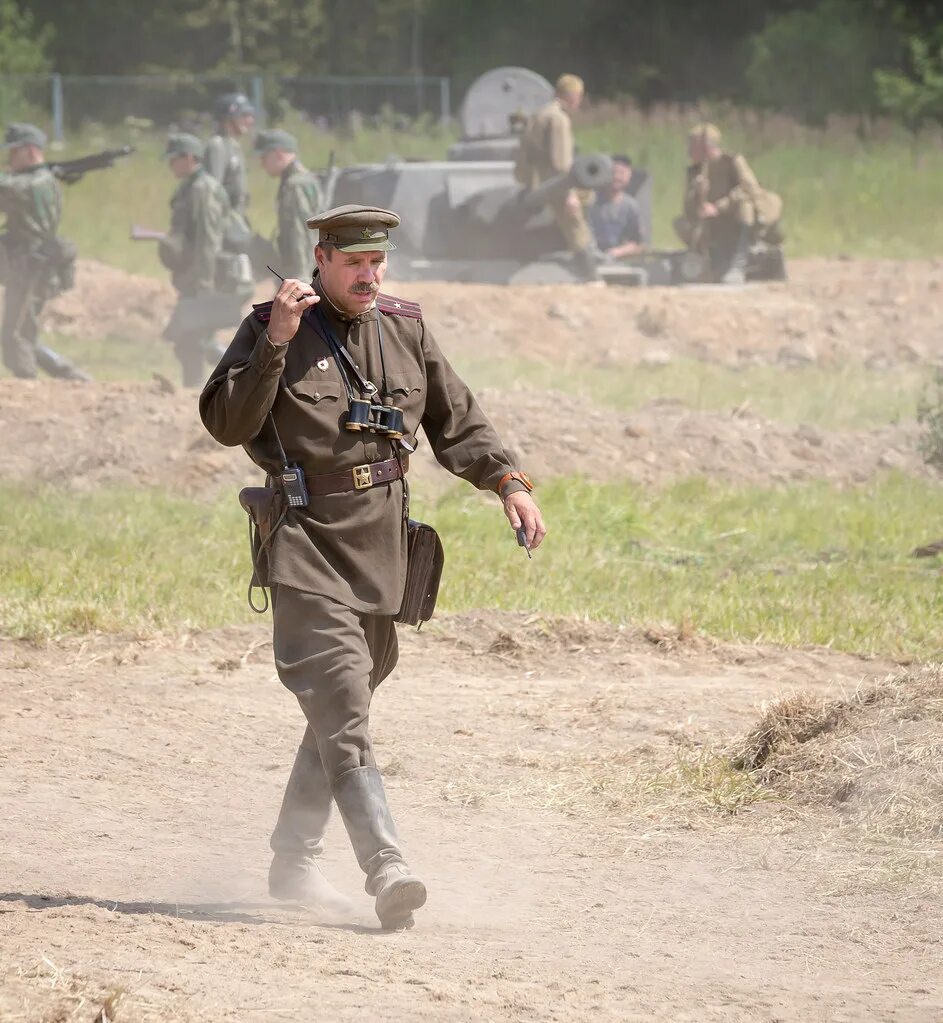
[322,67,784,287]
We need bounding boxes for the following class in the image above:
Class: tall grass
[1,475,940,658]
[53,102,943,276]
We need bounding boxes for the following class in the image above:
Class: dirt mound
[728,665,943,837]
[30,257,943,371]
[391,258,943,370]
[46,259,173,340]
[0,379,931,493]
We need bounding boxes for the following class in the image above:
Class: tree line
[5,0,943,126]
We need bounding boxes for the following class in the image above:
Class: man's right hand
[267,278,320,344]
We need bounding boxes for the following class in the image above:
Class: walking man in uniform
[674,123,784,284]
[200,204,546,930]
[0,123,89,381]
[254,129,323,283]
[514,74,599,279]
[160,133,243,387]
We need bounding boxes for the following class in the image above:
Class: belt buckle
[352,464,373,490]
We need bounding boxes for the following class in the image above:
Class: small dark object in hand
[516,526,532,559]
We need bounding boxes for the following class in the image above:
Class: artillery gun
[321,67,784,287]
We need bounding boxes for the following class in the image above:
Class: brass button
[314,391,320,399]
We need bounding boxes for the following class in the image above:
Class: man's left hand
[700,201,719,218]
[503,492,547,551]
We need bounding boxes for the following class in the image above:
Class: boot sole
[377,879,427,930]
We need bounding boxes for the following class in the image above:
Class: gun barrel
[521,153,613,213]
[130,225,166,242]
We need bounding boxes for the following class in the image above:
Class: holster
[394,519,445,627]
[239,485,285,591]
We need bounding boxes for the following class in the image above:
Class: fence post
[51,73,64,143]
[251,75,265,128]
[440,77,450,127]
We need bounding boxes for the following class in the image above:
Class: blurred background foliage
[2,0,941,126]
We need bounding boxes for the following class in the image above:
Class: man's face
[688,137,707,163]
[611,161,632,191]
[260,148,294,177]
[316,246,388,317]
[169,153,198,179]
[560,90,584,114]
[236,112,255,135]
[8,143,42,171]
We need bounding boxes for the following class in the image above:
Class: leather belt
[304,456,406,496]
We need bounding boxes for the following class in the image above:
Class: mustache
[350,282,379,295]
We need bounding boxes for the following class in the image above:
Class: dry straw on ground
[727,665,943,838]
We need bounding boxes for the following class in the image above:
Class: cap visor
[334,239,396,253]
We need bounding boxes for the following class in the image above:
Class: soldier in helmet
[204,92,255,219]
[514,73,599,280]
[0,123,89,381]
[254,129,323,283]
[674,123,784,284]
[159,133,246,387]
[200,204,546,930]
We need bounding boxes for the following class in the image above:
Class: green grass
[39,330,930,429]
[422,474,943,659]
[1,475,940,658]
[48,104,943,274]
[457,356,929,430]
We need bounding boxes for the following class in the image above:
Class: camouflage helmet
[215,92,255,122]
[3,122,47,150]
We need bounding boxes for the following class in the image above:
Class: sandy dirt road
[2,616,940,1022]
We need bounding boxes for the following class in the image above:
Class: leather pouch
[395,519,445,627]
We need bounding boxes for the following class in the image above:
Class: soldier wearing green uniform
[204,92,254,219]
[0,123,88,381]
[200,204,546,930]
[160,133,247,387]
[254,129,323,282]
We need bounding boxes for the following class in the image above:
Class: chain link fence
[0,74,451,141]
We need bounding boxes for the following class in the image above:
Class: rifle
[130,225,167,242]
[47,146,135,185]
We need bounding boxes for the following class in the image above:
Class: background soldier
[674,123,784,284]
[0,123,89,381]
[514,73,599,279]
[589,154,645,260]
[159,133,245,387]
[254,129,324,282]
[200,204,546,930]
[204,92,254,222]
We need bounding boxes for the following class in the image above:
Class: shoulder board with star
[377,293,422,320]
[252,300,273,323]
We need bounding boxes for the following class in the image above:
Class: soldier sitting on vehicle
[514,73,600,280]
[159,133,250,387]
[588,154,645,260]
[673,123,783,284]
[254,129,324,283]
[0,123,89,381]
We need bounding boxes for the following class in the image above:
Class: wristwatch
[497,471,534,499]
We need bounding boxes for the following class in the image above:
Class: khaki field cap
[689,122,722,146]
[556,74,585,98]
[164,133,204,160]
[307,204,400,252]
[3,122,47,149]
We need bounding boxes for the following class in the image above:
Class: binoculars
[345,398,405,439]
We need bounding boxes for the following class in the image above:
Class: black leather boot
[268,744,354,917]
[332,766,426,930]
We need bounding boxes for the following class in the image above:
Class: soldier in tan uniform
[200,204,546,930]
[674,123,783,284]
[515,74,598,279]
